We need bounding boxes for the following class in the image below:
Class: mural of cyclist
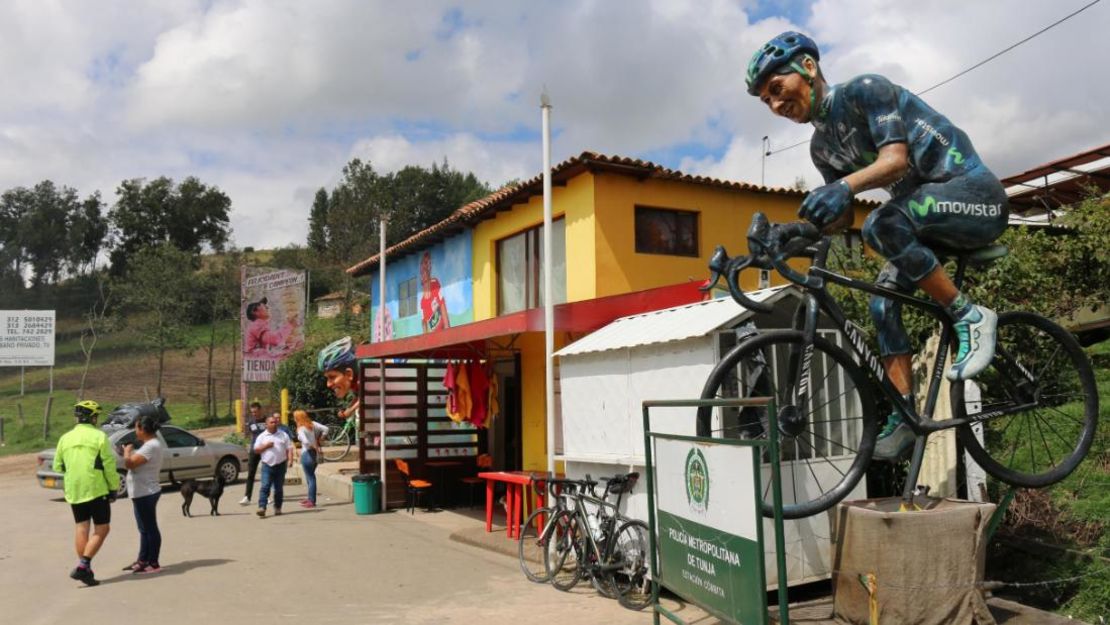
[745,32,1008,460]
[419,250,450,333]
[318,336,360,425]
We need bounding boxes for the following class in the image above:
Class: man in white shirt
[252,415,295,518]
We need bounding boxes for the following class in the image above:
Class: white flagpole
[379,218,388,510]
[541,90,555,475]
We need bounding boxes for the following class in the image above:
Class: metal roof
[554,286,795,357]
[1001,143,1110,214]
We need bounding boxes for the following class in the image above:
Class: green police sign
[653,435,767,624]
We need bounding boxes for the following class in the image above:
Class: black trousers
[243,452,261,500]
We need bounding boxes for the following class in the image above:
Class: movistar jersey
[53,423,119,504]
[810,74,982,197]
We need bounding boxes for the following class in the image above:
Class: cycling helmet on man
[317,336,357,373]
[74,400,102,423]
[745,31,820,95]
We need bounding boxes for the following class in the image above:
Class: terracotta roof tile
[347,151,865,276]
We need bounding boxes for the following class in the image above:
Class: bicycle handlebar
[702,212,823,310]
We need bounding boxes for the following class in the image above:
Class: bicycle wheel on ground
[611,520,652,611]
[546,510,585,591]
[320,421,352,462]
[698,330,879,519]
[518,507,554,583]
[954,312,1098,492]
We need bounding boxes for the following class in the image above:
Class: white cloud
[0,0,1106,251]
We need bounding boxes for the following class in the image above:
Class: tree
[195,251,241,419]
[115,243,200,396]
[76,271,118,400]
[307,188,329,254]
[67,192,108,276]
[0,181,106,286]
[313,158,492,266]
[109,176,231,274]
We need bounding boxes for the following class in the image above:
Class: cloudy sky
[2,0,1107,250]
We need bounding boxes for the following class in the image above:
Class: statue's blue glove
[798,180,853,228]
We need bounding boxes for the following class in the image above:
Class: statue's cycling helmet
[745,31,820,96]
[74,399,102,423]
[317,336,357,372]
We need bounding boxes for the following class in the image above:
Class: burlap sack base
[830,497,997,625]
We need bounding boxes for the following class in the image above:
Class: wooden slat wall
[358,361,481,507]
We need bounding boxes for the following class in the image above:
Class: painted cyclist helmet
[317,336,357,372]
[745,31,821,96]
[74,399,102,423]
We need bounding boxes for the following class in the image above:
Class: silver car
[36,424,249,498]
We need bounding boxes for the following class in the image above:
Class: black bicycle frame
[778,243,1020,434]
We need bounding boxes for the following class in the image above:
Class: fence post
[17,402,25,426]
[1,415,5,446]
[42,396,53,441]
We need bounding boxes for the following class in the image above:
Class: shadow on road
[94,559,233,585]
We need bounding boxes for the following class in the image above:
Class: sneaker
[133,563,161,575]
[302,501,315,509]
[239,496,250,506]
[69,566,99,586]
[274,508,282,516]
[122,561,145,572]
[946,305,997,381]
[257,508,266,518]
[873,414,916,461]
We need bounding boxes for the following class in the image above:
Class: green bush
[271,336,345,413]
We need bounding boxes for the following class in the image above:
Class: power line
[765,0,1103,157]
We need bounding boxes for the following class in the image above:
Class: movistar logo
[684,447,709,513]
[948,147,965,165]
[909,195,936,218]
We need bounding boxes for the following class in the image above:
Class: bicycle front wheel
[611,520,652,611]
[321,422,352,462]
[546,510,585,591]
[698,330,879,519]
[519,507,554,583]
[954,312,1098,490]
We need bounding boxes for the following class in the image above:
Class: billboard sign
[0,310,55,366]
[653,435,768,624]
[241,268,306,382]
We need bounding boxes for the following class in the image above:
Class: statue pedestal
[830,497,997,625]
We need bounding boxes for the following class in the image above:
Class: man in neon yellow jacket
[53,400,119,586]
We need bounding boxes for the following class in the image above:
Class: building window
[635,206,699,257]
[398,277,417,317]
[497,219,566,315]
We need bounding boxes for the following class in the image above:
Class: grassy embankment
[0,314,351,456]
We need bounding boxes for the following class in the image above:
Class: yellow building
[348,152,871,503]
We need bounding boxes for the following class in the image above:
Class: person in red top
[244,298,294,354]
[419,251,450,333]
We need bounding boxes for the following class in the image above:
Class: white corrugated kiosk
[554,286,867,588]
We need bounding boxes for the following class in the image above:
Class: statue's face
[325,367,355,398]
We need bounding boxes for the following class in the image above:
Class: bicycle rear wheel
[698,330,879,519]
[321,421,352,462]
[546,510,584,591]
[518,507,554,583]
[954,312,1098,491]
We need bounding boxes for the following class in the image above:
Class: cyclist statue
[745,32,1008,459]
[318,336,360,425]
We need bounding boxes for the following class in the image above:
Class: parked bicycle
[543,473,651,611]
[518,476,588,584]
[698,212,1098,519]
[316,411,356,462]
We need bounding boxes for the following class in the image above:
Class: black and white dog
[180,475,226,517]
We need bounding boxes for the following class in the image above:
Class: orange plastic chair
[459,453,493,509]
[394,458,433,514]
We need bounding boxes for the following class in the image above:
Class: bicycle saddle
[931,243,1008,267]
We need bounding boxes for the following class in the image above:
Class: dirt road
[1,469,658,625]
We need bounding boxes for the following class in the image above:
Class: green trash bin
[352,474,381,515]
